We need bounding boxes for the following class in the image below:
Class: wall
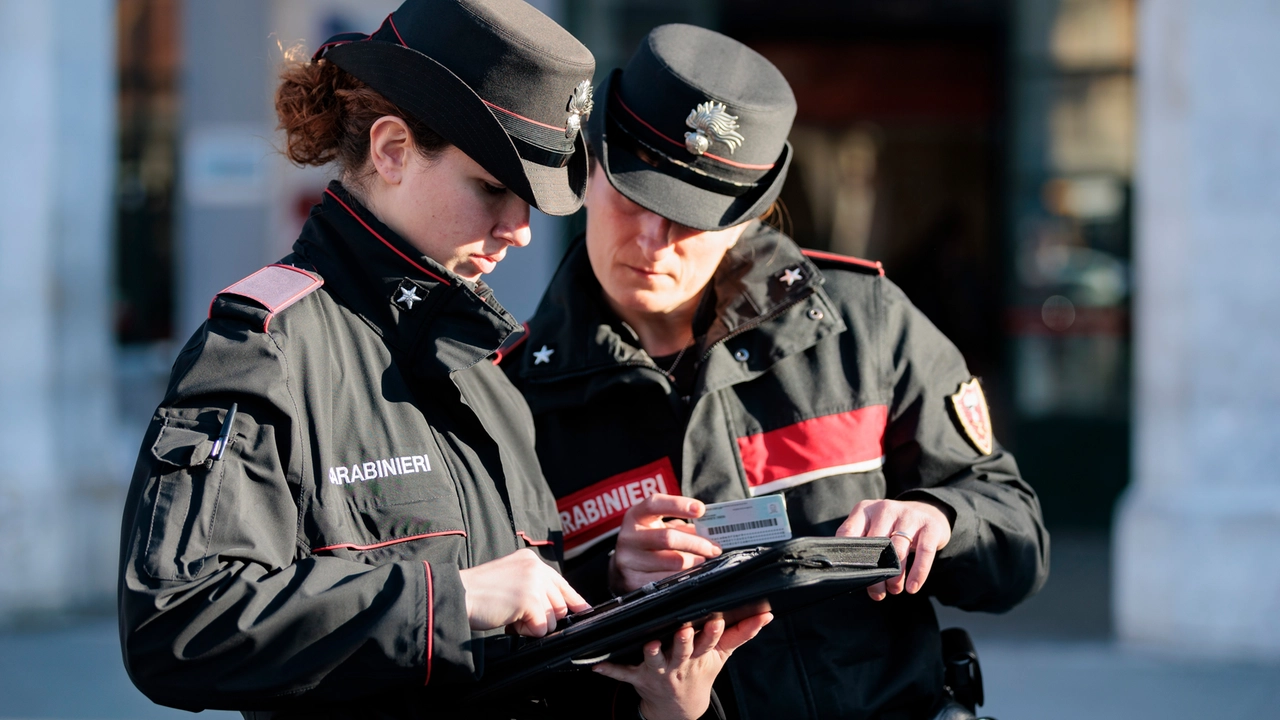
[0,0,118,618]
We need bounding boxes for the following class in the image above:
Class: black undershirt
[650,347,698,399]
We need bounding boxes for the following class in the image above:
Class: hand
[458,549,590,637]
[594,612,773,720]
[836,499,951,601]
[609,494,722,594]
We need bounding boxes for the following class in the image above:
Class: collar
[295,181,521,374]
[517,222,840,384]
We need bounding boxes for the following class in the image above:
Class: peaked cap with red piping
[317,0,595,215]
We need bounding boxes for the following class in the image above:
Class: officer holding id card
[503,24,1049,719]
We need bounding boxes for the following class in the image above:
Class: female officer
[505,24,1050,719]
[118,3,763,718]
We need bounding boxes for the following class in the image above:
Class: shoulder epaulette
[209,264,323,332]
[801,249,885,277]
[492,322,530,366]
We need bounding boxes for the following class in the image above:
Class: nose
[635,209,674,256]
[495,199,532,248]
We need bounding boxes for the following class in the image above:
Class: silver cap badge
[565,80,594,140]
[684,101,745,156]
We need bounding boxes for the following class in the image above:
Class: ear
[725,220,751,249]
[368,116,414,185]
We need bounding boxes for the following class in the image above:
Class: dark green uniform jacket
[118,183,568,718]
[504,224,1050,720]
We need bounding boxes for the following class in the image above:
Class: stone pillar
[0,0,117,617]
[1115,0,1280,657]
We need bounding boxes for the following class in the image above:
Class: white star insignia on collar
[780,267,804,287]
[395,284,422,310]
[533,345,555,365]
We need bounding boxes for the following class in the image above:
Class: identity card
[693,494,792,549]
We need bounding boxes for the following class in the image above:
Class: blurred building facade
[0,0,1276,658]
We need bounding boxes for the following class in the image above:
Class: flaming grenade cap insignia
[565,80,594,140]
[684,101,745,156]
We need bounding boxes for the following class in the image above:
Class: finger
[905,543,937,594]
[867,580,887,602]
[905,523,948,594]
[514,612,549,638]
[717,612,772,654]
[626,526,722,557]
[693,617,725,657]
[671,625,696,664]
[615,549,708,582]
[546,583,569,620]
[863,504,899,540]
[592,661,637,684]
[552,572,591,613]
[642,639,665,671]
[835,500,873,537]
[885,531,913,595]
[626,494,706,527]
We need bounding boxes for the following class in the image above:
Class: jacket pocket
[314,430,469,564]
[140,410,231,581]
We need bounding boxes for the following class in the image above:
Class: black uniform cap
[317,0,595,216]
[588,24,796,231]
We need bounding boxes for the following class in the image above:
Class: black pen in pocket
[210,402,238,462]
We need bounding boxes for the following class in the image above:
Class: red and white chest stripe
[737,406,888,496]
[556,407,886,558]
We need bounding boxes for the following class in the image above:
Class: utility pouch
[940,627,995,720]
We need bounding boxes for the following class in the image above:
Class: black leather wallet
[473,536,901,698]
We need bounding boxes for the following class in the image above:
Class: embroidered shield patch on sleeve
[950,379,994,455]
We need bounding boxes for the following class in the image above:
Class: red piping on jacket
[800,248,885,276]
[312,530,467,553]
[517,531,554,547]
[613,95,776,171]
[324,188,452,286]
[492,322,530,365]
[423,561,433,686]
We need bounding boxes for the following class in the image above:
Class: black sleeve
[117,326,474,712]
[878,280,1050,612]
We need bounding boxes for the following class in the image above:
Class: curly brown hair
[275,55,449,181]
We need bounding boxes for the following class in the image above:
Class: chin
[619,292,672,316]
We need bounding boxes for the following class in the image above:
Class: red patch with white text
[557,457,679,559]
[950,378,994,455]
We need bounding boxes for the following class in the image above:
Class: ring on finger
[889,530,913,543]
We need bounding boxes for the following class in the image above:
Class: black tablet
[473,536,901,698]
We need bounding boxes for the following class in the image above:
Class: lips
[625,264,665,278]
[472,252,504,274]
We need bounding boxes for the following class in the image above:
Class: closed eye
[482,181,508,196]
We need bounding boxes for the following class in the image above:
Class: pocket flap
[151,423,214,468]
